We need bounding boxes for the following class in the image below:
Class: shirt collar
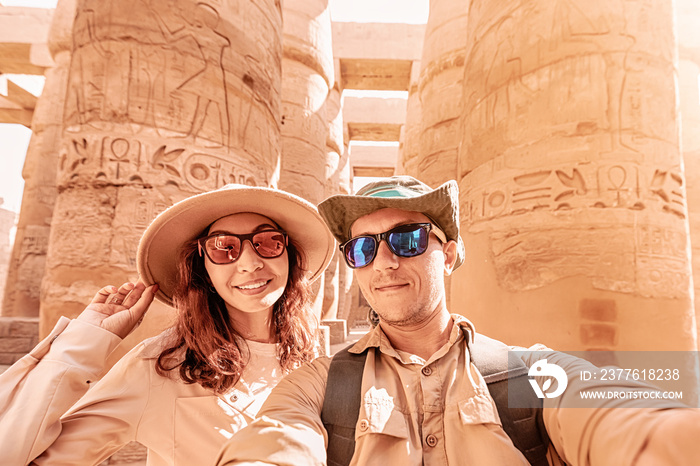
[348,313,477,356]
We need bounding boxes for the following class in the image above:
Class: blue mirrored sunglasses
[340,223,446,269]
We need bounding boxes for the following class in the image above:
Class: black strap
[470,334,550,466]
[322,336,550,466]
[322,346,367,466]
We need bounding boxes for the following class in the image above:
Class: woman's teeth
[237,281,268,290]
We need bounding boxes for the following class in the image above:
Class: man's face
[350,208,457,327]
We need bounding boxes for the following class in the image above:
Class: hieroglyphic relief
[110,189,174,269]
[636,225,689,298]
[46,190,117,269]
[489,224,638,293]
[184,153,260,190]
[58,133,271,191]
[461,0,678,173]
[19,226,50,258]
[129,47,169,128]
[100,138,144,181]
[462,155,691,298]
[486,219,690,299]
[148,2,231,146]
[67,1,231,144]
[463,160,687,225]
[38,0,284,343]
[62,0,281,176]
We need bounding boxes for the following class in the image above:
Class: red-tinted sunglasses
[197,230,288,264]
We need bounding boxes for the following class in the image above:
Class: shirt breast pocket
[356,387,409,440]
[458,392,502,426]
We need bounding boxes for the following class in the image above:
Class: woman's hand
[77,281,158,339]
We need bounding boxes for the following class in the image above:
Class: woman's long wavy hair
[155,226,317,394]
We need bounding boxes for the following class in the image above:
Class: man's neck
[379,309,453,360]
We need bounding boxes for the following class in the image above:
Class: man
[216,176,700,465]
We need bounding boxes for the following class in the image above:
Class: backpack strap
[470,333,550,466]
[322,336,550,466]
[322,345,368,466]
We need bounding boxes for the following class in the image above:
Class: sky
[0,0,428,214]
[1,74,45,213]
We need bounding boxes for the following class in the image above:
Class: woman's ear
[442,240,458,276]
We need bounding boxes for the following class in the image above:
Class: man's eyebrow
[208,223,279,235]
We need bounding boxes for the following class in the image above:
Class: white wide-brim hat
[137,184,336,307]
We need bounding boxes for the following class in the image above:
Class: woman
[0,184,335,465]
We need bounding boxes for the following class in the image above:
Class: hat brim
[137,186,336,307]
[318,180,465,269]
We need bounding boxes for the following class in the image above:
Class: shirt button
[359,419,369,431]
[421,366,432,376]
[231,394,238,401]
[426,434,438,447]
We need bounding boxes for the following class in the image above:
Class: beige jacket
[216,315,688,466]
[0,318,283,466]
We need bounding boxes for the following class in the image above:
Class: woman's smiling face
[203,213,289,317]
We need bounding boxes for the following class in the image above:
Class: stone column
[336,239,352,321]
[278,0,334,321]
[677,0,700,347]
[336,123,353,322]
[0,206,17,307]
[346,276,370,328]
[455,0,696,351]
[404,0,469,311]
[413,0,468,187]
[278,0,333,203]
[41,0,283,350]
[2,0,76,318]
[396,61,422,175]
[322,86,343,321]
[321,84,348,343]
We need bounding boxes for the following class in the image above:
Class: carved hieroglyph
[59,0,281,190]
[40,0,283,338]
[455,0,696,350]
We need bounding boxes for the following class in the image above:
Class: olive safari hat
[318,176,465,269]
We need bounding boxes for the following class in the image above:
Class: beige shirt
[217,315,687,466]
[217,316,530,465]
[0,318,284,466]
